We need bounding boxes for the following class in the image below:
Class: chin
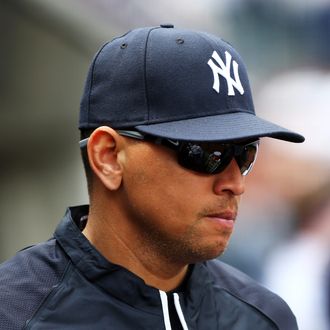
[188,241,229,263]
[205,247,227,261]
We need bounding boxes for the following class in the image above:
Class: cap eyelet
[176,38,184,44]
[120,43,128,49]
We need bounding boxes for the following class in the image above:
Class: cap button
[160,24,174,28]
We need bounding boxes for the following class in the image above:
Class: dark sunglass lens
[178,143,233,174]
[204,148,233,174]
[177,141,258,175]
[178,143,205,172]
[235,142,258,175]
[204,151,222,173]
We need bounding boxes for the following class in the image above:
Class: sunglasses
[79,130,259,176]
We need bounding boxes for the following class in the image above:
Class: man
[0,25,304,329]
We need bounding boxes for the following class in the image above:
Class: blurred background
[1,0,330,328]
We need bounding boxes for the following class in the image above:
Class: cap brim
[135,112,305,143]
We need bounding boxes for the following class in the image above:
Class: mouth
[204,211,237,229]
[207,210,237,221]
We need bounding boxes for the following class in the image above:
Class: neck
[83,209,189,292]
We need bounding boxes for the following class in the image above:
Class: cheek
[129,167,192,223]
[122,146,200,232]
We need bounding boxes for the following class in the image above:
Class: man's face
[118,139,245,265]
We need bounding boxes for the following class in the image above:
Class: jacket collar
[54,206,213,314]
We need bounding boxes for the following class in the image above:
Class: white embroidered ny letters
[207,50,244,96]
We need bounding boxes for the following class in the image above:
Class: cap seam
[79,108,253,128]
[88,42,110,126]
[144,27,160,124]
[137,108,254,125]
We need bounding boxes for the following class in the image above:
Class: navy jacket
[0,206,298,329]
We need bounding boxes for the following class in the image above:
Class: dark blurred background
[1,0,330,328]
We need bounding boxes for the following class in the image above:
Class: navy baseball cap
[79,24,304,143]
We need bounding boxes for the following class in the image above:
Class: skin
[83,126,245,291]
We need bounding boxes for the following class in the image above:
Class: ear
[87,126,124,191]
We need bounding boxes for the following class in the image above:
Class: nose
[213,159,245,196]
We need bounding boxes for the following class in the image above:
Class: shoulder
[205,259,298,329]
[0,239,69,329]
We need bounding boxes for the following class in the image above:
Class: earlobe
[87,127,124,191]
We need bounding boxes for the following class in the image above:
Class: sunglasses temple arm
[117,130,145,140]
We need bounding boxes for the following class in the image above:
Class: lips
[206,211,237,222]
[204,210,237,230]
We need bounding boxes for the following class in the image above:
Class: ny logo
[207,50,244,96]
